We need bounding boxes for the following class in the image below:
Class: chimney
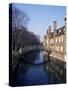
[53,21,57,30]
[48,26,51,34]
[47,29,48,35]
[53,21,57,36]
[64,16,66,29]
[64,16,66,21]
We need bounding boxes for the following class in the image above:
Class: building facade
[43,17,66,61]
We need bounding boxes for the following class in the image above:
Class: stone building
[43,17,66,61]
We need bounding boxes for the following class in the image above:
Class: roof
[55,26,65,36]
[45,25,65,39]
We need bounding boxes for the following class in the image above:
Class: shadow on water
[12,50,66,86]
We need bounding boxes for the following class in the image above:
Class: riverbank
[50,52,66,62]
[43,51,66,62]
[12,51,23,71]
[12,50,41,71]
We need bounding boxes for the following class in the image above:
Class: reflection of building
[43,17,66,61]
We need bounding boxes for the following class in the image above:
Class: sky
[13,3,66,41]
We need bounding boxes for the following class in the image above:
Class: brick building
[43,17,66,61]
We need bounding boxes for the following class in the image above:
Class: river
[13,50,66,86]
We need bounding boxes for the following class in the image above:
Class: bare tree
[11,5,30,51]
[9,4,40,51]
[12,6,30,30]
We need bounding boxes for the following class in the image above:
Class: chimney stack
[53,21,57,36]
[64,16,66,29]
[53,21,57,31]
[48,26,51,33]
[47,29,48,35]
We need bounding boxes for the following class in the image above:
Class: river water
[13,50,66,86]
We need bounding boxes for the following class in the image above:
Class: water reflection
[43,61,66,84]
[13,50,66,86]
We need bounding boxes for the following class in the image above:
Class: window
[56,38,57,43]
[47,39,48,44]
[59,29,61,33]
[56,46,59,52]
[57,46,59,52]
[61,36,63,42]
[59,37,60,43]
[63,28,65,32]
[43,42,45,46]
[56,47,58,51]
[50,39,53,44]
[61,46,63,52]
